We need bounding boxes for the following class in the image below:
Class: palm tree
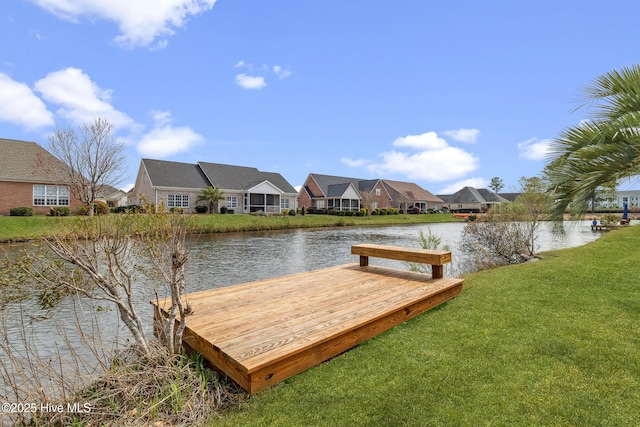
[545,64,640,229]
[197,186,225,214]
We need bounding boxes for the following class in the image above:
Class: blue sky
[2,1,640,194]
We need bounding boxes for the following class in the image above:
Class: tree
[460,176,550,270]
[358,187,376,216]
[47,118,126,216]
[197,186,225,214]
[489,177,504,195]
[545,64,640,228]
[514,176,551,255]
[11,211,192,357]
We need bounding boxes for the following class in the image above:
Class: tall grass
[209,225,640,426]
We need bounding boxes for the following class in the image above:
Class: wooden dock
[153,244,464,394]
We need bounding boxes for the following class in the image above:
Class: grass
[0,215,77,242]
[208,225,640,426]
[0,213,459,242]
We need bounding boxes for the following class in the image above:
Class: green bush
[115,205,144,214]
[169,207,184,214]
[194,205,208,214]
[288,209,297,216]
[49,206,70,216]
[9,206,34,216]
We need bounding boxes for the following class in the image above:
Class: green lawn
[209,225,640,426]
[0,213,459,242]
[0,215,76,242]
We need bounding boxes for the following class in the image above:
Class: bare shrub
[0,211,244,426]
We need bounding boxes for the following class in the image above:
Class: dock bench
[351,243,452,278]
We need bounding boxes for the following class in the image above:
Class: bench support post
[359,255,369,267]
[432,264,443,279]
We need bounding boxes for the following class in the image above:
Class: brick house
[0,138,83,215]
[298,173,443,212]
[130,158,298,214]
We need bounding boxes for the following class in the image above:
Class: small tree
[358,187,375,217]
[197,186,225,214]
[514,176,551,255]
[46,118,126,216]
[461,176,551,270]
[489,177,504,195]
[12,211,192,357]
[396,191,412,217]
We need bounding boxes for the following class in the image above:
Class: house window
[316,200,325,209]
[226,196,238,209]
[375,188,381,196]
[281,198,290,209]
[167,194,189,208]
[33,185,69,206]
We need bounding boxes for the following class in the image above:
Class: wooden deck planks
[154,261,463,394]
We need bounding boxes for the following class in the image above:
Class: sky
[2,1,640,195]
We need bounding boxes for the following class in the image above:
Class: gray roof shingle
[437,187,509,204]
[0,138,67,182]
[198,162,297,193]
[142,159,210,189]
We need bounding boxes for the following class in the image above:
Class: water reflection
[186,220,602,291]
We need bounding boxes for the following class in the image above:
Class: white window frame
[281,198,290,209]
[226,196,238,209]
[167,194,189,208]
[33,185,70,206]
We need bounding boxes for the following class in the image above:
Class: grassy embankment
[209,225,640,426]
[0,213,459,242]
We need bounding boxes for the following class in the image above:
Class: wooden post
[432,264,443,279]
[359,255,369,266]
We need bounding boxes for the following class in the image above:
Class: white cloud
[341,157,370,168]
[0,73,54,131]
[442,128,480,143]
[349,131,479,182]
[438,178,488,195]
[273,65,291,79]
[518,137,552,160]
[136,111,204,157]
[392,132,448,150]
[34,67,135,129]
[33,0,217,49]
[150,110,173,126]
[235,73,266,90]
[234,60,246,68]
[368,147,479,181]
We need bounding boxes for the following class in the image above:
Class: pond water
[185,220,602,291]
[0,220,605,400]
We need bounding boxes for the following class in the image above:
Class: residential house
[592,190,640,209]
[0,138,83,215]
[95,184,128,208]
[298,173,443,212]
[438,187,509,213]
[131,159,298,213]
[381,180,443,212]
